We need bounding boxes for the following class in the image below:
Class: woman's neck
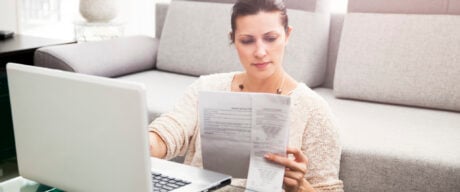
[242,70,286,94]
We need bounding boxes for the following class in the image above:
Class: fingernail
[264,154,271,159]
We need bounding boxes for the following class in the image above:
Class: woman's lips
[252,62,271,69]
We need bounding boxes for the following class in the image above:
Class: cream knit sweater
[149,72,343,192]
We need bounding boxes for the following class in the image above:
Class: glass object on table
[0,177,39,192]
[74,21,124,42]
[0,177,64,192]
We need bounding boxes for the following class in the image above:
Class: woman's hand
[264,147,315,192]
[148,131,167,158]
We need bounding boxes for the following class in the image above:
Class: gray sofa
[34,0,460,191]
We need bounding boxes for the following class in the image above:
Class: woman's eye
[264,36,277,42]
[240,39,254,44]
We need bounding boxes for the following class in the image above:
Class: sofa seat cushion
[117,70,197,121]
[314,88,460,192]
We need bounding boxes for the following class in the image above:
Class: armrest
[34,36,158,77]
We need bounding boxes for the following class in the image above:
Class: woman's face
[234,11,291,80]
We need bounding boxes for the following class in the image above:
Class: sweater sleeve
[302,98,344,192]
[148,78,201,160]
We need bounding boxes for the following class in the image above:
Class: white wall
[16,0,157,39]
[119,0,156,37]
[0,0,18,32]
[332,0,348,13]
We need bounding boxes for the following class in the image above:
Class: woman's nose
[254,41,267,58]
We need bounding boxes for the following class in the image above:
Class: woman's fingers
[265,150,308,175]
[284,168,305,181]
[286,147,308,164]
[284,176,299,187]
[266,153,299,170]
[264,148,310,192]
[284,169,307,191]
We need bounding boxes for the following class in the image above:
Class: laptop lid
[7,63,231,192]
[7,63,153,192]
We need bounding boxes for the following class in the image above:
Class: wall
[120,0,156,37]
[0,0,18,32]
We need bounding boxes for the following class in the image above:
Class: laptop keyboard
[152,172,191,192]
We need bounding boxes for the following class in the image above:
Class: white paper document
[199,91,290,192]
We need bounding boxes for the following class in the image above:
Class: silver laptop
[7,63,231,192]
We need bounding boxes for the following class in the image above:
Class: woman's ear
[229,31,234,42]
[285,26,293,44]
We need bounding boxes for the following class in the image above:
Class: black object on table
[0,30,14,40]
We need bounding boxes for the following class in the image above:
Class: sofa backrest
[331,0,460,112]
[348,0,460,14]
[324,0,460,88]
[334,13,460,112]
[155,1,241,77]
[155,0,332,88]
[296,1,444,89]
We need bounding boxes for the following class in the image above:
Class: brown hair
[230,0,288,43]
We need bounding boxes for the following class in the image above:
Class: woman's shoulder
[291,83,330,111]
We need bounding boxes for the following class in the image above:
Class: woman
[148,0,343,191]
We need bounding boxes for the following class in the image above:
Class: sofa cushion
[284,11,330,87]
[35,36,157,77]
[117,70,197,121]
[315,88,460,192]
[334,13,460,112]
[157,0,331,87]
[156,1,241,76]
